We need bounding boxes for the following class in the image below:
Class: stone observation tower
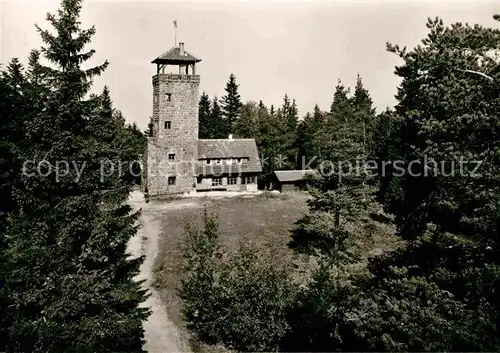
[143,42,202,195]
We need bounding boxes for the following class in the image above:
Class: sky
[1,0,499,129]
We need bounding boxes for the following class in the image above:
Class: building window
[206,159,211,164]
[244,176,255,184]
[168,153,176,161]
[168,176,176,185]
[212,178,222,187]
[228,177,238,185]
[166,93,172,101]
[164,121,171,129]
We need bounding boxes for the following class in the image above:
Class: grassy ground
[151,191,399,352]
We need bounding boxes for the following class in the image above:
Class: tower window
[168,153,176,161]
[166,93,172,101]
[164,121,171,129]
[168,176,176,185]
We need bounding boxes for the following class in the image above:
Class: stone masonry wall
[146,73,200,196]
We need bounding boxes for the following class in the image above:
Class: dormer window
[164,121,171,129]
[166,93,172,101]
[168,153,176,161]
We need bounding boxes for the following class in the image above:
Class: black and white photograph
[1,0,500,351]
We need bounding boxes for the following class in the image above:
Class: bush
[178,209,222,343]
[284,259,358,352]
[258,190,288,200]
[214,243,295,351]
[179,209,296,351]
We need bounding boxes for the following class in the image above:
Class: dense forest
[0,0,148,351]
[197,71,378,187]
[183,14,500,352]
[1,0,500,351]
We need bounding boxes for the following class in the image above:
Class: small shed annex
[272,170,319,192]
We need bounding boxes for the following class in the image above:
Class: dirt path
[128,191,192,353]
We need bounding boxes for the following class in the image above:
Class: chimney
[228,134,233,140]
[179,42,185,56]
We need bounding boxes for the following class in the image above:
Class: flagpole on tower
[173,19,178,47]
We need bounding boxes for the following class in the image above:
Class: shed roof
[274,170,319,182]
[152,46,201,65]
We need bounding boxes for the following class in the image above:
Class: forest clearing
[148,191,398,351]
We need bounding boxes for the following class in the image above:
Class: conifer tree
[145,116,154,138]
[350,75,376,158]
[221,73,242,136]
[344,15,500,351]
[0,58,32,350]
[1,0,149,350]
[273,94,298,170]
[198,92,212,139]
[330,81,351,121]
[233,101,259,138]
[291,81,376,255]
[297,104,326,169]
[372,108,404,208]
[210,96,224,138]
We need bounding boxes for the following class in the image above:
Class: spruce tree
[233,101,259,138]
[0,58,31,350]
[145,116,154,138]
[254,101,278,183]
[273,94,298,170]
[198,92,212,139]
[291,80,376,255]
[2,0,149,351]
[297,104,326,169]
[350,75,376,158]
[329,81,351,122]
[221,73,242,136]
[210,96,224,138]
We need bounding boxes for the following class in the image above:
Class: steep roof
[197,139,262,175]
[152,46,201,65]
[274,170,319,182]
[198,139,259,159]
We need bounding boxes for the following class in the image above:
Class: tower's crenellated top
[152,42,201,75]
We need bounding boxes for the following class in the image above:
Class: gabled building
[196,137,261,191]
[143,42,262,196]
